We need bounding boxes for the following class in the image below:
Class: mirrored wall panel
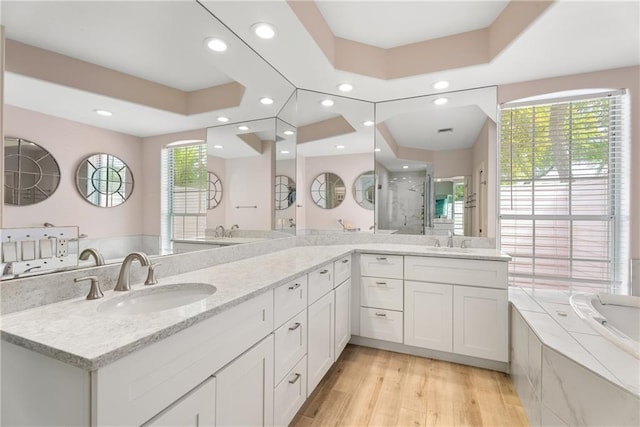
[353,170,375,211]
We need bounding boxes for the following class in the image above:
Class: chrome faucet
[79,248,105,266]
[447,230,454,248]
[114,252,151,291]
[227,224,239,237]
[215,225,226,238]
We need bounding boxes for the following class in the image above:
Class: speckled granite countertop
[0,244,509,371]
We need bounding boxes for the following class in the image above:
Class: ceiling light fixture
[432,80,450,90]
[337,83,353,92]
[205,38,227,52]
[433,97,448,105]
[363,120,374,126]
[217,116,230,123]
[259,97,274,105]
[213,145,223,149]
[402,165,409,169]
[336,145,345,149]
[252,22,276,39]
[94,109,112,117]
[237,125,249,131]
[374,148,381,152]
[321,99,334,107]
[280,150,290,154]
[283,130,295,135]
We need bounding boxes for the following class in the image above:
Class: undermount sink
[97,283,216,315]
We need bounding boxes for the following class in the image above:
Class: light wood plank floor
[291,345,528,427]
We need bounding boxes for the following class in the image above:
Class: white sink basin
[98,283,216,315]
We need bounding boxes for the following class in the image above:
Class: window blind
[161,144,208,249]
[499,90,629,294]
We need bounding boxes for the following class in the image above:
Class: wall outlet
[56,239,68,257]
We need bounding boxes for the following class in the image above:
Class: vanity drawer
[274,275,308,328]
[333,255,351,287]
[308,263,333,304]
[360,277,403,311]
[274,309,307,385]
[359,307,403,343]
[404,256,507,289]
[360,254,403,279]
[274,356,307,427]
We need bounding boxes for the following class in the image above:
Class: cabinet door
[404,281,453,352]
[307,291,335,396]
[334,279,351,358]
[145,377,215,427]
[216,336,274,427]
[453,286,508,362]
[274,356,307,427]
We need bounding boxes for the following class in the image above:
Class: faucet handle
[75,275,103,300]
[145,263,161,286]
[429,238,441,248]
[461,239,471,249]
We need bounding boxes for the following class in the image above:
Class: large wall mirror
[75,153,134,208]
[375,86,497,236]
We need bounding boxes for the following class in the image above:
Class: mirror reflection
[207,171,223,210]
[4,137,61,206]
[75,153,134,208]
[310,172,345,209]
[353,170,375,211]
[275,175,296,210]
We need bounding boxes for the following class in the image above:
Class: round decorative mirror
[4,137,61,206]
[275,175,295,210]
[207,171,223,209]
[75,153,134,207]
[310,172,345,209]
[353,170,375,210]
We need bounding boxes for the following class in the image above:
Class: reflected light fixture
[237,125,249,131]
[205,37,227,52]
[337,83,353,92]
[363,120,374,126]
[402,165,409,169]
[260,97,274,105]
[213,145,223,149]
[94,109,112,117]
[217,116,230,122]
[432,80,450,90]
[283,130,295,135]
[433,97,448,105]
[280,150,290,154]
[374,148,381,152]
[321,99,334,107]
[336,145,345,149]
[252,22,276,39]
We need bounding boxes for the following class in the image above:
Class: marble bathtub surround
[0,243,507,372]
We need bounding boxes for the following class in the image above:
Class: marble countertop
[509,287,639,397]
[0,244,509,371]
[172,237,265,246]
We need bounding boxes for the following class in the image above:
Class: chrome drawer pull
[375,281,387,285]
[341,259,349,264]
[376,257,387,261]
[288,283,301,291]
[375,312,387,317]
[320,269,329,274]
[288,322,301,331]
[288,373,302,384]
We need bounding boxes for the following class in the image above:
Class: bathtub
[570,293,640,360]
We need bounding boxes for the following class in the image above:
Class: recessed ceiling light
[213,144,223,149]
[237,125,249,131]
[336,145,345,149]
[280,150,290,154]
[363,120,374,126]
[374,148,381,152]
[259,97,274,105]
[321,99,334,107]
[402,165,409,169]
[205,38,227,52]
[432,80,450,90]
[217,116,230,123]
[94,109,112,117]
[252,22,276,40]
[337,83,353,92]
[433,97,448,105]
[283,130,295,135]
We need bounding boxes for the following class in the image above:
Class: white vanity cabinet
[404,281,453,352]
[334,278,351,358]
[144,377,216,427]
[307,290,335,396]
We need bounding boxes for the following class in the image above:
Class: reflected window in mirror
[162,144,208,244]
[353,170,375,210]
[75,153,134,208]
[207,171,223,209]
[275,175,296,210]
[4,137,61,206]
[311,172,345,209]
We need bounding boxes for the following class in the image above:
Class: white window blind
[161,144,208,249]
[499,90,629,294]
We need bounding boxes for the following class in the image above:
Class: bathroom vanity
[0,244,509,426]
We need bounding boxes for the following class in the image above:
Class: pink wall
[3,105,144,238]
[433,148,473,178]
[498,65,640,259]
[206,155,227,228]
[303,152,375,231]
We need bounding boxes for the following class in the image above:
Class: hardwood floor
[291,345,528,427]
